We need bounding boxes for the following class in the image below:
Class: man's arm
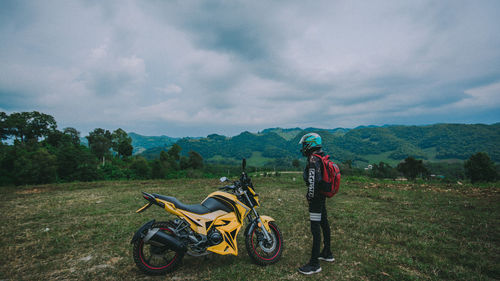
[307,166,315,200]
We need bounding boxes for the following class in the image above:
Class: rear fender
[130,220,155,244]
[157,199,182,217]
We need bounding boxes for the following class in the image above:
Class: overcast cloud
[1,0,499,137]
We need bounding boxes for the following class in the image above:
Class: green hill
[79,132,179,155]
[138,123,500,166]
[128,132,179,155]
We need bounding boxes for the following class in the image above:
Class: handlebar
[219,184,236,190]
[218,171,254,192]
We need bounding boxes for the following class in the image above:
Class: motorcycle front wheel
[132,221,184,275]
[245,221,283,265]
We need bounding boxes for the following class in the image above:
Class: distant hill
[261,127,349,140]
[136,123,500,166]
[127,132,179,155]
[81,133,179,155]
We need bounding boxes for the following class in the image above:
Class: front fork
[253,209,273,242]
[243,191,273,243]
[245,208,274,246]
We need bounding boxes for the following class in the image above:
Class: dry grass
[1,177,498,280]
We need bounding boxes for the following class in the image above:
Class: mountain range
[132,123,500,167]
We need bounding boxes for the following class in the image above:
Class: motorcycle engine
[208,229,223,245]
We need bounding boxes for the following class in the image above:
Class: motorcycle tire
[132,221,184,275]
[245,221,283,265]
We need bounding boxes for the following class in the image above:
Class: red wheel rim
[251,224,281,261]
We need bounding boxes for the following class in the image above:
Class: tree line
[171,124,500,165]
[357,154,498,183]
[0,111,207,186]
[1,111,497,186]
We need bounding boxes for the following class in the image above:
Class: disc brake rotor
[258,231,277,253]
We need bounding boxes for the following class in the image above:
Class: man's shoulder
[308,154,322,164]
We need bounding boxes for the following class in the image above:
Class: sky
[1,0,499,137]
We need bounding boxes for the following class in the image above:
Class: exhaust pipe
[143,228,186,252]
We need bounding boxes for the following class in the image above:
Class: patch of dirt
[16,188,47,195]
[88,264,113,272]
[398,265,428,278]
[107,257,121,265]
[79,255,93,262]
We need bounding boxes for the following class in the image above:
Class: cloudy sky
[1,0,499,137]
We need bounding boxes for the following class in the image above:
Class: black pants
[308,196,331,265]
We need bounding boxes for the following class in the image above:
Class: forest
[0,111,212,185]
[1,111,498,186]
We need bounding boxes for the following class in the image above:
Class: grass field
[1,176,498,280]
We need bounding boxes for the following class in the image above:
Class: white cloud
[157,84,183,95]
[0,0,499,136]
[454,81,500,109]
[89,44,109,61]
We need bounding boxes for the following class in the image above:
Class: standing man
[298,133,335,275]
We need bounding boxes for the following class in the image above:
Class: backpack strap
[312,154,329,162]
[312,153,329,181]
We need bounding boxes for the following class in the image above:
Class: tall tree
[188,150,204,169]
[45,129,67,148]
[180,156,190,170]
[112,128,133,158]
[168,143,182,161]
[464,152,497,183]
[371,162,398,179]
[397,157,428,180]
[86,128,112,166]
[0,112,8,142]
[160,150,178,170]
[63,127,81,146]
[5,112,29,143]
[7,111,57,143]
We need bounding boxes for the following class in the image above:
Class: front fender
[130,219,155,244]
[245,215,275,237]
[259,215,275,233]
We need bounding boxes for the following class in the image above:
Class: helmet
[299,133,322,156]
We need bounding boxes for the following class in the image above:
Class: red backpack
[313,154,341,198]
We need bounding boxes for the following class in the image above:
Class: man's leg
[309,196,324,265]
[320,204,331,254]
[298,199,323,275]
[318,204,335,262]
[309,215,322,265]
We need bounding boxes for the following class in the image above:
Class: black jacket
[303,150,326,201]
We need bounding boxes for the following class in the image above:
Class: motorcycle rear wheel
[245,221,283,265]
[132,221,184,275]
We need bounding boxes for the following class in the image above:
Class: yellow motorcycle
[131,160,283,275]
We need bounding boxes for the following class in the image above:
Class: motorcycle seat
[153,194,232,214]
[153,194,211,214]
